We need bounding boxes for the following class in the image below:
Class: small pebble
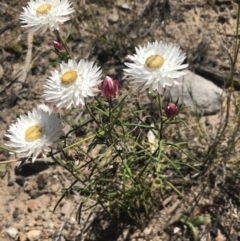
[27,229,41,241]
[12,207,19,219]
[6,227,18,239]
[35,219,42,226]
[27,200,35,212]
[37,174,48,190]
[15,176,25,187]
[7,181,14,187]
[24,180,38,193]
[18,232,27,241]
[143,227,152,235]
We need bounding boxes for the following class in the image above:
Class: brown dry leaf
[193,14,199,25]
[193,5,200,25]
[193,207,201,216]
[215,229,226,241]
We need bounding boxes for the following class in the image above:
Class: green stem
[53,30,72,58]
[50,152,82,183]
[108,99,112,124]
[85,99,102,128]
[0,145,16,154]
[157,93,164,140]
[63,132,104,151]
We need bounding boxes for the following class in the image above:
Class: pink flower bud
[53,41,65,51]
[99,76,119,99]
[165,103,178,118]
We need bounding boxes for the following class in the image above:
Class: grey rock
[28,190,43,199]
[12,207,20,219]
[15,176,25,187]
[165,70,223,115]
[37,173,48,190]
[7,180,14,187]
[6,227,18,239]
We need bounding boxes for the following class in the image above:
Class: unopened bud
[165,103,178,118]
[53,41,65,52]
[99,76,119,98]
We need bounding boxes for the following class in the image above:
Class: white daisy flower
[20,0,74,34]
[43,59,102,109]
[5,104,62,163]
[124,41,188,93]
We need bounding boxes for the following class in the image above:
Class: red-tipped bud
[99,76,119,98]
[53,41,65,52]
[165,103,178,118]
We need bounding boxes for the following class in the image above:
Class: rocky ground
[1,0,240,240]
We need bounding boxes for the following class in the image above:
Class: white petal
[20,0,75,34]
[124,41,188,93]
[5,106,63,163]
[43,59,102,109]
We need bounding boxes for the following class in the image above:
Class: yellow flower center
[36,3,52,15]
[61,70,78,85]
[145,54,164,69]
[25,125,42,141]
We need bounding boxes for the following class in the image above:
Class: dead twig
[0,159,19,165]
[18,33,33,83]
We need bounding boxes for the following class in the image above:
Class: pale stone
[18,232,27,241]
[27,230,41,241]
[108,8,119,23]
[143,227,152,235]
[167,70,223,115]
[6,227,18,239]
